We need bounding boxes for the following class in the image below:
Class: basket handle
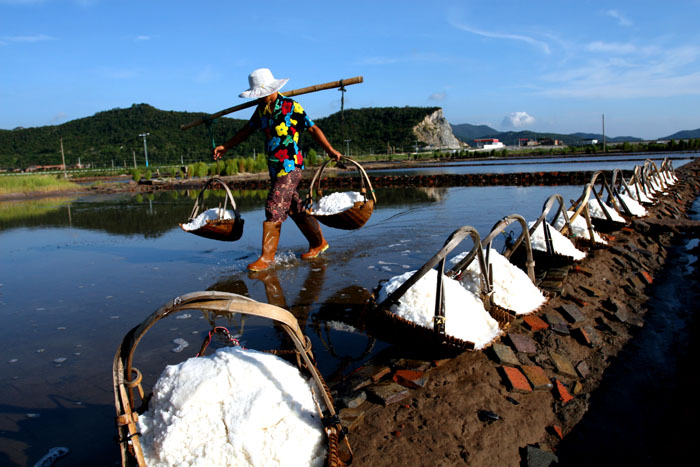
[477,214,535,283]
[568,183,598,241]
[610,169,635,216]
[189,178,240,221]
[305,156,376,211]
[528,194,571,250]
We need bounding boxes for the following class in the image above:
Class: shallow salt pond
[0,158,689,464]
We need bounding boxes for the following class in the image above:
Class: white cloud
[429,92,446,101]
[449,19,551,55]
[357,52,458,66]
[135,35,152,41]
[3,34,55,43]
[502,112,535,128]
[587,41,637,55]
[358,56,401,65]
[540,43,700,98]
[605,9,632,27]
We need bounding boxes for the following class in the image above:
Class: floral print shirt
[248,94,315,179]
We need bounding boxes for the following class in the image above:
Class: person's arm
[307,125,342,161]
[213,124,255,160]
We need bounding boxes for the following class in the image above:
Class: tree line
[0,104,439,170]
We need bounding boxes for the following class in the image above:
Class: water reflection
[0,187,446,237]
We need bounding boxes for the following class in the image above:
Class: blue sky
[2,0,699,139]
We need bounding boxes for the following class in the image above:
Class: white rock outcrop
[413,109,462,150]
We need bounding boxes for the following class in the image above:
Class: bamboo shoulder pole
[180,76,363,130]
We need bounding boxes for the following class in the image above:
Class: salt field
[361,154,693,176]
[0,157,693,464]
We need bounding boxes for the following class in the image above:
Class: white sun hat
[239,68,289,99]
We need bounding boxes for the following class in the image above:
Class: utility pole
[59,137,67,178]
[139,133,150,167]
[602,114,606,152]
[345,139,351,158]
[133,150,137,169]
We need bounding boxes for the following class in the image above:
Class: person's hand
[213,145,226,161]
[330,150,342,162]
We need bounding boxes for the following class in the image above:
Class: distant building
[474,138,506,150]
[537,138,563,146]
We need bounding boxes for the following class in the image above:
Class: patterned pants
[265,169,304,222]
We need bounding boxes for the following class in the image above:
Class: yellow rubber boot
[247,221,281,271]
[292,213,329,259]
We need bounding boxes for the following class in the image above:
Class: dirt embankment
[331,159,700,467]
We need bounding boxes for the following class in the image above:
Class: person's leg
[289,185,328,258]
[290,212,329,259]
[247,220,281,271]
[247,170,303,271]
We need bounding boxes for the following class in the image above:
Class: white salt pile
[528,221,586,261]
[553,211,607,245]
[181,208,234,231]
[138,346,326,467]
[377,269,501,349]
[646,176,668,195]
[588,200,626,223]
[314,191,364,215]
[452,249,547,316]
[617,193,647,217]
[624,186,654,204]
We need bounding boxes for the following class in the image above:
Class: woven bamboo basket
[587,172,629,233]
[180,177,244,241]
[590,215,627,233]
[518,195,584,269]
[372,226,507,352]
[112,291,352,467]
[449,214,546,327]
[511,246,579,273]
[305,157,377,230]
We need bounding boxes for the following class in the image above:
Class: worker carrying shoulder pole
[213,68,343,271]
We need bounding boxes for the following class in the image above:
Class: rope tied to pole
[197,326,242,357]
[204,118,219,151]
[337,80,348,167]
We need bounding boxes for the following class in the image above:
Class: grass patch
[0,175,79,195]
[0,197,73,223]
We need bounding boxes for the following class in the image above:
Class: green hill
[661,128,700,140]
[450,123,498,141]
[0,104,439,170]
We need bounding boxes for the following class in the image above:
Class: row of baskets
[371,158,677,352]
